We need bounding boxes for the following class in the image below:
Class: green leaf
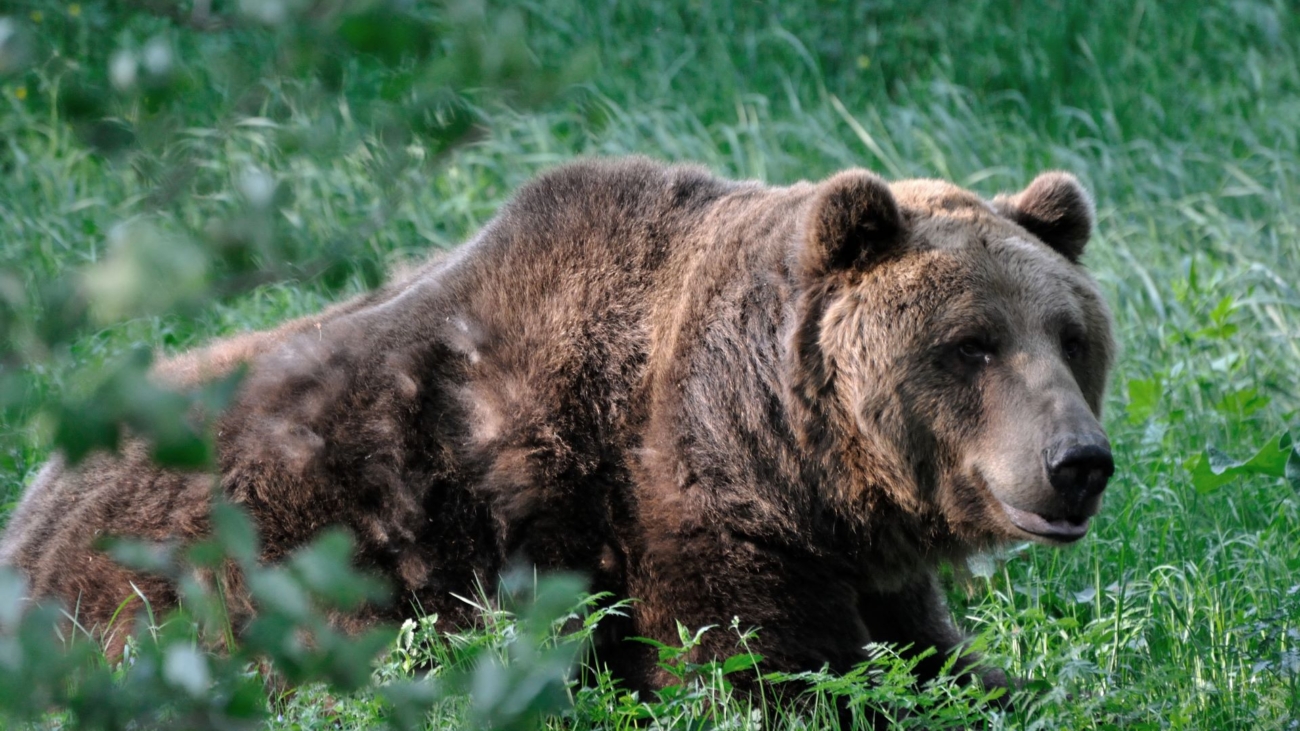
[52,398,122,464]
[163,643,211,697]
[0,567,26,631]
[212,502,260,567]
[337,10,435,66]
[102,538,178,575]
[1213,386,1270,416]
[51,348,214,468]
[289,529,389,610]
[627,636,675,652]
[381,680,441,731]
[1209,294,1235,325]
[248,568,311,620]
[721,652,763,675]
[182,539,227,570]
[1286,433,1300,493]
[0,18,34,75]
[1126,376,1161,424]
[323,627,397,692]
[1185,431,1300,494]
[82,220,210,324]
[222,677,268,720]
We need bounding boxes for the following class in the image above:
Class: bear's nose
[1045,439,1114,509]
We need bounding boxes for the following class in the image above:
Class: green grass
[2,0,1299,728]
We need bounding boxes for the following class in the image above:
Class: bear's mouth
[998,501,1090,542]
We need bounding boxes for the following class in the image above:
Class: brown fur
[0,157,1114,697]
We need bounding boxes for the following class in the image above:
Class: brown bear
[0,157,1114,699]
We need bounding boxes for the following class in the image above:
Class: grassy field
[2,0,1299,728]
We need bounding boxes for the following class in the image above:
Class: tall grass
[2,0,1298,728]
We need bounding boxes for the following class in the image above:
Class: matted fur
[0,157,1114,695]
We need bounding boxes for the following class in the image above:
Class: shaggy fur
[0,157,1115,697]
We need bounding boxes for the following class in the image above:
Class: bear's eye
[956,339,994,365]
[1062,335,1086,360]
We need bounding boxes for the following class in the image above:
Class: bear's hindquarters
[0,444,216,655]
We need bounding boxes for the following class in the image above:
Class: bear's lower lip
[999,502,1090,542]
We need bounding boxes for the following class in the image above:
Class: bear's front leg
[857,573,1009,693]
[623,530,874,698]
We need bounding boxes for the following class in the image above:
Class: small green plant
[617,619,765,729]
[766,647,1006,730]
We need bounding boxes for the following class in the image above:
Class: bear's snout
[973,381,1114,544]
[1044,436,1114,514]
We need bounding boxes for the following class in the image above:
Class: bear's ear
[801,170,905,278]
[993,172,1095,263]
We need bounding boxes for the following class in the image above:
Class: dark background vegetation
[0,1,1297,728]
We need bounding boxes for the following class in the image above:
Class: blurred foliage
[0,1,600,729]
[0,0,592,468]
[0,502,609,730]
[0,502,391,729]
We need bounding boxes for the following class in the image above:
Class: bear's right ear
[992,172,1095,263]
[801,170,905,279]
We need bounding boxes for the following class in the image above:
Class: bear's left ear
[993,172,1095,263]
[801,170,905,278]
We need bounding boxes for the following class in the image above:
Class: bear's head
[792,170,1114,550]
